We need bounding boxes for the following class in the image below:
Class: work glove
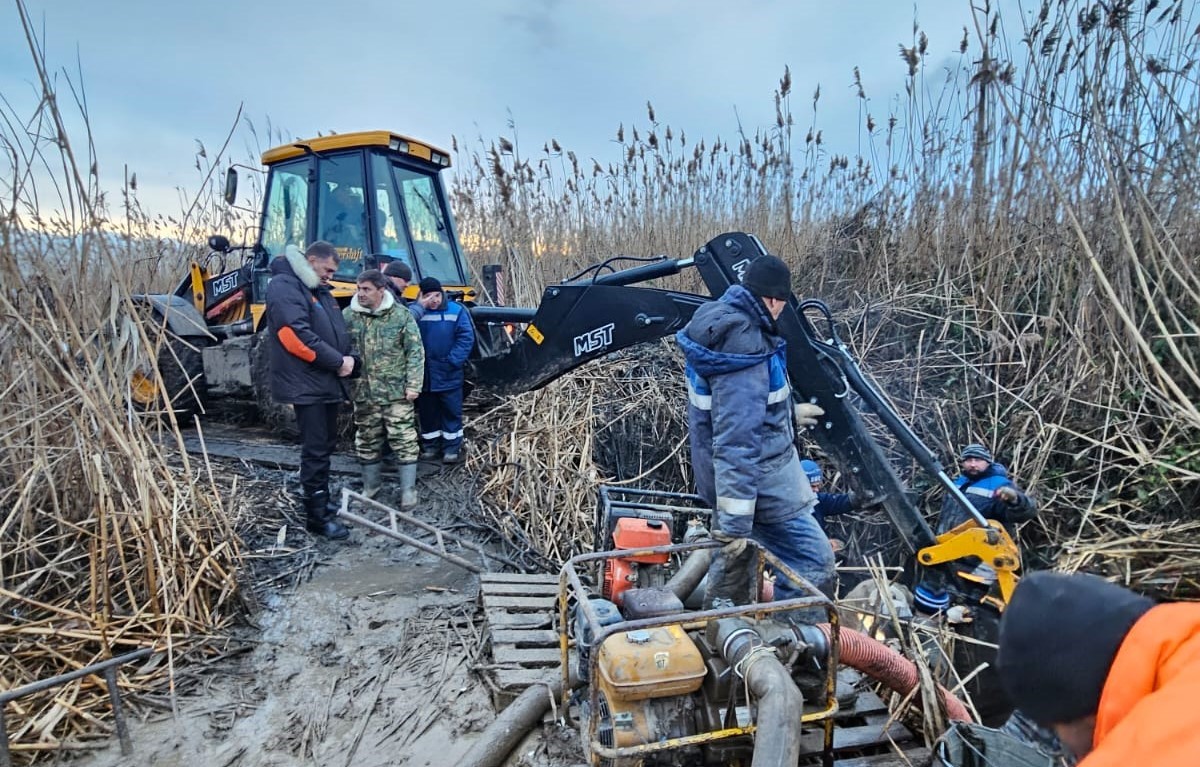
[849,491,884,510]
[995,485,1019,504]
[794,402,825,428]
[711,530,750,558]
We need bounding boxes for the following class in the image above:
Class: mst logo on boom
[731,258,751,283]
[574,323,615,357]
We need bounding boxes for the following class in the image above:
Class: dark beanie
[997,571,1153,726]
[383,261,412,281]
[418,276,443,294]
[741,255,791,300]
[959,443,993,463]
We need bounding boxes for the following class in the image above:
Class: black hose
[458,673,577,767]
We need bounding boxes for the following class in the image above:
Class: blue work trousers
[417,387,464,453]
[706,511,836,613]
[752,512,836,601]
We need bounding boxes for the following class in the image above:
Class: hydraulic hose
[814,623,972,722]
[714,619,803,767]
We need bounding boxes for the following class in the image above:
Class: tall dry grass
[0,7,250,760]
[456,0,1200,592]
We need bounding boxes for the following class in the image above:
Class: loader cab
[253,131,474,322]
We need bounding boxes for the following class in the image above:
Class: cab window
[260,159,309,256]
[370,153,412,267]
[391,164,463,284]
[316,153,368,280]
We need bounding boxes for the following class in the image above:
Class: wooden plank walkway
[479,572,567,708]
[799,689,920,761]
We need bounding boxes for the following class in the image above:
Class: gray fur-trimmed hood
[270,244,321,289]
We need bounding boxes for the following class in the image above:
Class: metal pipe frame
[558,539,841,766]
[593,485,714,553]
[0,647,154,767]
[338,488,522,573]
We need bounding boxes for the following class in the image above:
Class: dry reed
[467,343,687,567]
[3,0,1200,760]
[454,0,1200,595]
[0,6,250,760]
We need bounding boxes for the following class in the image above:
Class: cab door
[370,152,468,286]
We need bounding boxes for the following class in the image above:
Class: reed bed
[468,344,688,567]
[454,0,1200,595]
[0,7,250,760]
[3,0,1200,760]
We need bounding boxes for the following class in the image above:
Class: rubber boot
[361,461,382,499]
[398,463,418,509]
[703,545,755,609]
[418,443,440,461]
[304,491,349,540]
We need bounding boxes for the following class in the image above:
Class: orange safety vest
[1082,603,1200,766]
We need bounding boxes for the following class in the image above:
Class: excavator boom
[469,231,1010,605]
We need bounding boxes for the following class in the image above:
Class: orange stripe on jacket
[278,326,317,363]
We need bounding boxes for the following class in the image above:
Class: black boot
[304,490,348,540]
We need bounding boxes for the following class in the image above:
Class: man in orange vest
[996,571,1200,764]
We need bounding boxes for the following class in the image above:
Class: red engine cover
[611,518,670,563]
[602,557,635,604]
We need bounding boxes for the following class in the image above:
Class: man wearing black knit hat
[937,442,1036,535]
[676,254,835,615]
[997,571,1200,763]
[413,276,475,463]
[382,260,413,303]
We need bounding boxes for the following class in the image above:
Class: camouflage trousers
[353,399,419,463]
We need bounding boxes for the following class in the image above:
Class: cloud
[501,0,564,50]
[1,0,1002,220]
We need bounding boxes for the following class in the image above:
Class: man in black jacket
[266,241,357,539]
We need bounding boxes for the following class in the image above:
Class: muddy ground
[70,427,583,767]
[58,422,954,767]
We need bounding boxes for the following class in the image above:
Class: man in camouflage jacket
[343,269,425,507]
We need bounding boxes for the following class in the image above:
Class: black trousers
[294,402,340,496]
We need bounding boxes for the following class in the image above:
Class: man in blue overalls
[414,277,475,464]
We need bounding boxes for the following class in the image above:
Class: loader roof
[261,131,451,168]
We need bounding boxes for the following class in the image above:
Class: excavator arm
[468,231,1018,608]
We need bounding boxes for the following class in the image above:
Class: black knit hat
[383,261,412,281]
[997,571,1153,726]
[418,277,443,295]
[741,255,791,301]
[959,443,993,463]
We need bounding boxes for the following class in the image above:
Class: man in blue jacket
[801,459,862,531]
[265,241,357,540]
[414,277,475,463]
[937,443,1036,535]
[676,255,835,611]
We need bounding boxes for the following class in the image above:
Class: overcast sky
[1,1,1014,218]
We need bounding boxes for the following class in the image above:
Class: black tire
[157,335,209,420]
[248,333,354,444]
